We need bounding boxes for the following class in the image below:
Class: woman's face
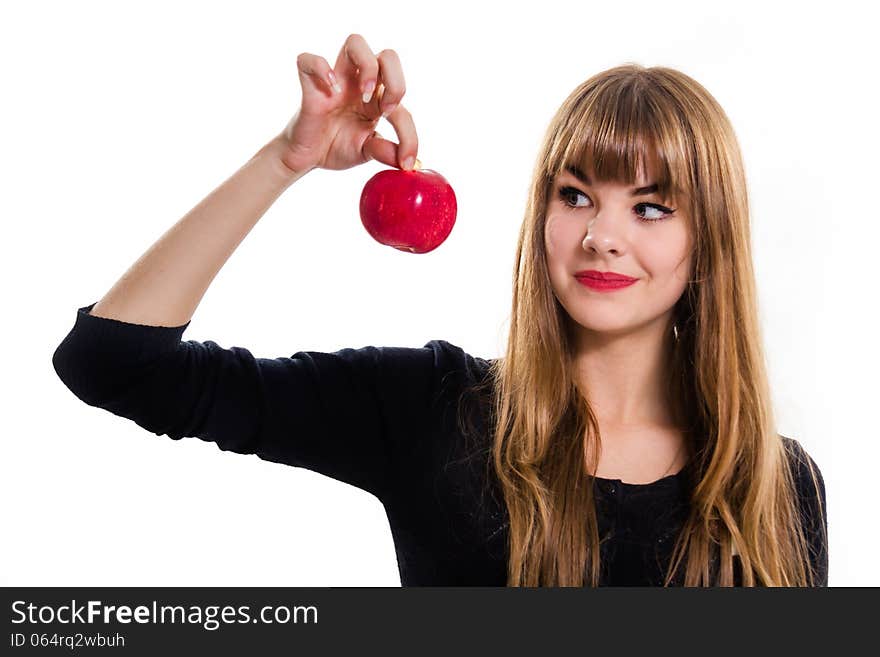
[544,164,693,339]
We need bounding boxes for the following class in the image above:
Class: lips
[574,270,638,282]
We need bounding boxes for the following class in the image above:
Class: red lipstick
[574,270,638,291]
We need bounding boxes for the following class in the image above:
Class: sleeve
[782,437,829,587]
[51,302,440,502]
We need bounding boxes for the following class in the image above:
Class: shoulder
[779,435,826,503]
[415,340,496,435]
[319,339,488,378]
[419,339,494,389]
[335,339,493,415]
[779,435,827,548]
[779,435,829,585]
[311,339,492,404]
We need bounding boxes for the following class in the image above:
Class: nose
[583,212,626,255]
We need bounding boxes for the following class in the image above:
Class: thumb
[362,130,401,169]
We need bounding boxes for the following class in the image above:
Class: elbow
[51,335,107,407]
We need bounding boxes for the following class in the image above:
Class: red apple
[359,164,457,254]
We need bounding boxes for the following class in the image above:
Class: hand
[275,34,419,175]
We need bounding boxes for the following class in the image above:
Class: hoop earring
[673,323,680,341]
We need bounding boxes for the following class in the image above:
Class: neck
[572,315,677,428]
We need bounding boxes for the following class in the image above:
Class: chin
[565,310,639,336]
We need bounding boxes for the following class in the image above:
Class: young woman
[52,34,827,587]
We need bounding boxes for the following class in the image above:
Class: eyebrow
[564,165,659,197]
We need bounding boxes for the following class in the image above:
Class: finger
[334,33,380,104]
[383,103,419,170]
[296,52,341,97]
[375,49,406,116]
[369,81,386,114]
[362,132,422,170]
[362,130,398,168]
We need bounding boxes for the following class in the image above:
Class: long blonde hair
[458,64,825,586]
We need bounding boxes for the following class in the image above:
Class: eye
[556,185,675,223]
[558,185,591,209]
[634,202,675,222]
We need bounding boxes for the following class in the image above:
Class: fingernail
[328,71,342,94]
[362,80,376,104]
[381,103,397,118]
[403,156,415,170]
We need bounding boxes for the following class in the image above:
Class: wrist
[255,135,313,186]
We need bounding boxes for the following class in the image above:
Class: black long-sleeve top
[51,302,828,586]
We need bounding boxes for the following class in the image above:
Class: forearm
[89,136,306,327]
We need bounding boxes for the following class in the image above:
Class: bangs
[546,78,691,206]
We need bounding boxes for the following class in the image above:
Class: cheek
[642,226,691,283]
[544,214,571,260]
[544,217,557,257]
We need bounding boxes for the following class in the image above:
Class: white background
[2,0,876,586]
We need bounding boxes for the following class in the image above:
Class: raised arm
[53,35,425,502]
[89,33,419,328]
[88,138,305,327]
